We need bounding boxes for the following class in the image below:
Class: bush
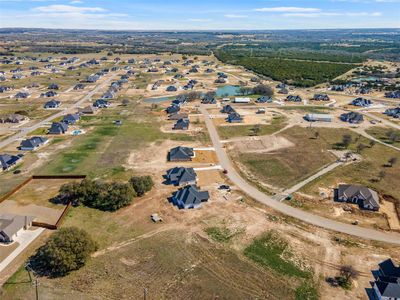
[30,227,97,277]
[253,84,274,96]
[59,179,136,211]
[129,175,154,196]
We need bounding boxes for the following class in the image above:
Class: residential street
[0,72,119,150]
[200,105,400,245]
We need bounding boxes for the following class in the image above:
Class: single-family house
[227,112,243,123]
[48,83,59,90]
[74,84,85,90]
[256,96,272,103]
[93,99,109,108]
[285,95,302,102]
[170,185,210,209]
[368,259,400,300]
[385,91,400,99]
[62,113,80,125]
[41,91,58,98]
[19,136,48,151]
[351,97,372,107]
[165,167,197,186]
[173,118,190,130]
[384,107,400,119]
[340,112,364,124]
[166,86,177,92]
[336,184,380,211]
[168,146,194,162]
[15,92,30,99]
[48,122,68,134]
[166,105,180,114]
[221,105,235,114]
[0,214,36,243]
[0,154,23,171]
[44,99,61,109]
[312,94,330,101]
[0,114,25,124]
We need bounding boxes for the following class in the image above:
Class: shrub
[30,227,97,277]
[253,84,274,96]
[129,175,154,196]
[59,179,136,211]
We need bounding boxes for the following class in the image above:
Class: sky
[0,0,399,30]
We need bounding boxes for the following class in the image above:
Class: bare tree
[388,157,398,167]
[340,265,359,282]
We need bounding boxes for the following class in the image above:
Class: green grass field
[244,231,318,300]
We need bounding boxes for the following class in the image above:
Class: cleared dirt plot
[0,242,18,263]
[380,200,400,230]
[1,178,78,224]
[232,126,338,189]
[217,115,287,140]
[232,135,295,153]
[196,170,224,188]
[192,150,218,164]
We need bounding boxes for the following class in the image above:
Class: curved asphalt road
[200,105,400,245]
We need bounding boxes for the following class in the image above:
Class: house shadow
[333,188,339,202]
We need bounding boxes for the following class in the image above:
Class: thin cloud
[32,5,106,13]
[282,11,382,17]
[224,14,248,19]
[254,7,321,13]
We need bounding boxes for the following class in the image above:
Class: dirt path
[92,224,178,258]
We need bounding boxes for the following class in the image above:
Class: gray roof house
[93,99,109,108]
[44,99,61,109]
[62,113,80,124]
[0,154,23,171]
[165,167,197,186]
[173,118,189,130]
[168,146,194,162]
[221,105,235,114]
[19,136,48,151]
[340,112,364,124]
[336,184,380,211]
[227,112,243,123]
[48,122,68,134]
[368,259,400,300]
[0,214,36,243]
[170,185,210,209]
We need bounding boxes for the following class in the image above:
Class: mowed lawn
[237,126,343,189]
[217,115,287,140]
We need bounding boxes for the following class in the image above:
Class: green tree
[129,176,154,197]
[252,84,274,96]
[30,227,97,277]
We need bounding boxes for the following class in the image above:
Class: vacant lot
[234,126,342,189]
[217,115,287,140]
[366,126,400,148]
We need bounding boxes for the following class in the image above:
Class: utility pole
[34,277,39,300]
[143,288,148,300]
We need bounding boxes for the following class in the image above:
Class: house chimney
[24,216,28,229]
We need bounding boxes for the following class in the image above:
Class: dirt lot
[380,200,400,230]
[231,135,294,153]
